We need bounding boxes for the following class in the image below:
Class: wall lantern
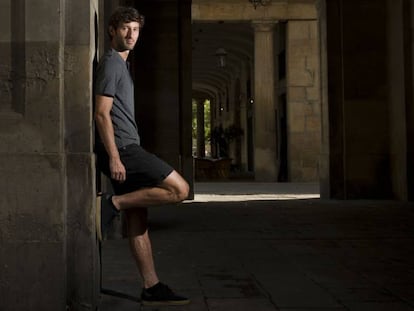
[215,48,227,68]
[249,0,271,9]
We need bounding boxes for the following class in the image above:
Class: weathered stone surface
[66,153,99,310]
[64,45,94,153]
[253,21,278,181]
[0,0,11,42]
[25,1,61,41]
[192,1,317,21]
[25,42,63,153]
[287,20,321,182]
[0,242,66,311]
[0,153,65,242]
[1,1,99,310]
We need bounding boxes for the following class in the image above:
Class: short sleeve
[95,59,118,97]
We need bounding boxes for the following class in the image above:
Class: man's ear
[109,26,115,37]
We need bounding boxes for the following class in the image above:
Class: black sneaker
[96,193,119,241]
[141,282,190,306]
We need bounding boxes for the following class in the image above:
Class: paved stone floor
[99,183,414,311]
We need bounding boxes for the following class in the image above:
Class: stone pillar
[65,1,100,309]
[233,77,242,168]
[196,99,206,157]
[409,0,414,201]
[323,0,391,199]
[0,1,99,309]
[239,64,249,171]
[387,0,414,201]
[0,0,67,309]
[317,0,331,198]
[286,20,321,182]
[252,21,278,181]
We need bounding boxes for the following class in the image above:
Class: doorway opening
[192,98,211,158]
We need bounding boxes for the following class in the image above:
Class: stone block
[345,154,392,199]
[288,112,305,133]
[289,133,305,154]
[288,20,318,40]
[66,153,99,310]
[0,153,65,242]
[301,167,319,182]
[0,42,12,109]
[255,148,278,181]
[305,115,321,131]
[25,42,63,153]
[287,21,319,88]
[0,242,66,311]
[0,0,11,41]
[65,46,94,153]
[65,1,94,45]
[192,2,317,21]
[26,1,61,41]
[345,100,388,155]
[289,86,307,102]
[289,161,302,180]
[288,57,315,87]
[302,153,320,169]
[0,116,45,153]
[288,132,320,182]
[306,85,320,102]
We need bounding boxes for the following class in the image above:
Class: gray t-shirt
[95,48,140,148]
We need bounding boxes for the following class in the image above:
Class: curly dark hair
[108,6,145,38]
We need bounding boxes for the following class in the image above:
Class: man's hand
[110,157,126,183]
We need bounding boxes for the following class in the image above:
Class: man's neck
[117,50,130,61]
[111,45,130,61]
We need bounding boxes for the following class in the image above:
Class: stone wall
[320,0,409,199]
[0,0,98,309]
[65,1,100,309]
[387,0,414,201]
[286,20,321,181]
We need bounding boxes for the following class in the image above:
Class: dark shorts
[96,144,174,195]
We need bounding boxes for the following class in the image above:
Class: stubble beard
[114,37,136,52]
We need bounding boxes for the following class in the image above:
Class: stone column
[196,99,206,157]
[387,0,414,201]
[65,1,100,309]
[323,0,391,199]
[286,20,321,182]
[0,0,98,309]
[252,21,278,181]
[239,64,249,171]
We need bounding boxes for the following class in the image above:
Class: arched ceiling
[191,0,317,100]
[192,22,253,100]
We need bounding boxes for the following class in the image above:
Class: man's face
[111,21,140,51]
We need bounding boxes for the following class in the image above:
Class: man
[94,6,190,306]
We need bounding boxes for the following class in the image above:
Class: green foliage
[204,100,211,141]
[192,99,211,142]
[192,99,197,140]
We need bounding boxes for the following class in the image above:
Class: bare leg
[125,207,160,288]
[113,170,188,288]
[112,170,189,211]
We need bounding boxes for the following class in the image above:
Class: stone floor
[99,183,414,311]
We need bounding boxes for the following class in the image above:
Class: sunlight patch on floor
[186,193,320,203]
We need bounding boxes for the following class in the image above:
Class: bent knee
[163,171,190,202]
[174,182,189,202]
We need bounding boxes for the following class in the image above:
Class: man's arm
[95,95,126,182]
